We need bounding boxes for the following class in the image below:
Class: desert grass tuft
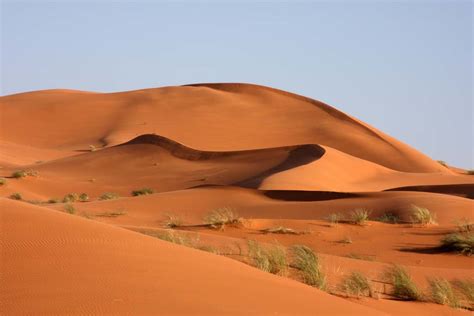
[326,213,343,226]
[247,240,288,275]
[204,207,242,229]
[78,193,89,202]
[440,232,474,256]
[99,192,120,200]
[12,170,27,178]
[377,212,400,224]
[146,230,199,247]
[261,226,301,235]
[428,277,460,307]
[132,188,155,196]
[163,214,183,228]
[64,203,75,214]
[410,205,437,226]
[455,218,474,233]
[339,236,353,244]
[290,245,326,290]
[63,193,79,203]
[0,178,6,186]
[346,253,376,261]
[451,279,474,308]
[384,265,422,301]
[350,209,370,225]
[10,192,22,200]
[339,271,374,298]
[95,210,126,218]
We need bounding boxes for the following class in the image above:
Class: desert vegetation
[10,192,22,200]
[163,214,183,228]
[290,245,326,290]
[428,277,460,307]
[248,240,288,275]
[410,205,437,226]
[384,265,422,301]
[350,209,370,225]
[339,271,374,298]
[326,213,343,226]
[440,232,473,256]
[12,170,37,178]
[203,207,242,229]
[64,204,75,214]
[0,178,6,185]
[132,188,155,196]
[95,210,126,218]
[99,192,120,200]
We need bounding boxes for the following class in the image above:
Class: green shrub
[384,265,422,300]
[63,193,79,203]
[290,245,326,290]
[132,188,155,196]
[247,240,288,275]
[204,207,242,229]
[64,204,75,214]
[78,193,89,202]
[99,192,120,200]
[440,233,473,256]
[428,277,460,307]
[10,192,22,200]
[410,205,436,226]
[350,209,370,225]
[339,271,374,298]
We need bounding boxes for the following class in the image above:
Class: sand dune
[1,83,472,315]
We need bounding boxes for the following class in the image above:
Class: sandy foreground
[1,83,473,315]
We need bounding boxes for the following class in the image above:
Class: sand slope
[0,199,384,315]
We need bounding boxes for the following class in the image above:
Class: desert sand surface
[1,83,473,315]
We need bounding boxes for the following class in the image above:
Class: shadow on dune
[385,184,474,199]
[260,190,360,201]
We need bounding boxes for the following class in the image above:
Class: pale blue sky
[1,1,472,168]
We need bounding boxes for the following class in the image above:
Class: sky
[1,1,472,168]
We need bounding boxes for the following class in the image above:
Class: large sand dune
[1,83,472,315]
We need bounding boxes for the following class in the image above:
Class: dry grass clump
[63,193,79,203]
[132,188,155,196]
[346,253,375,261]
[0,178,6,186]
[384,265,422,301]
[440,232,474,256]
[78,193,89,202]
[452,279,474,308]
[163,214,183,228]
[410,205,437,226]
[428,277,460,307]
[261,226,300,235]
[290,245,326,290]
[12,169,37,179]
[377,212,400,224]
[339,271,374,298]
[145,230,199,247]
[247,240,288,275]
[455,218,474,233]
[350,209,370,225]
[10,192,22,200]
[326,213,343,226]
[204,207,242,229]
[95,210,126,218]
[64,203,75,214]
[99,192,120,200]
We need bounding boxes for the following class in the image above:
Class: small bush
[95,210,126,218]
[350,209,370,225]
[410,205,436,226]
[326,213,343,226]
[78,193,89,202]
[0,178,6,185]
[428,277,460,307]
[377,212,400,224]
[339,271,374,298]
[455,218,473,233]
[99,192,120,200]
[451,279,474,307]
[440,233,473,256]
[10,192,22,200]
[247,240,287,275]
[63,193,79,203]
[12,170,27,178]
[261,226,300,235]
[384,265,422,300]
[163,214,183,228]
[132,188,155,196]
[204,207,242,229]
[290,245,326,290]
[64,204,75,214]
